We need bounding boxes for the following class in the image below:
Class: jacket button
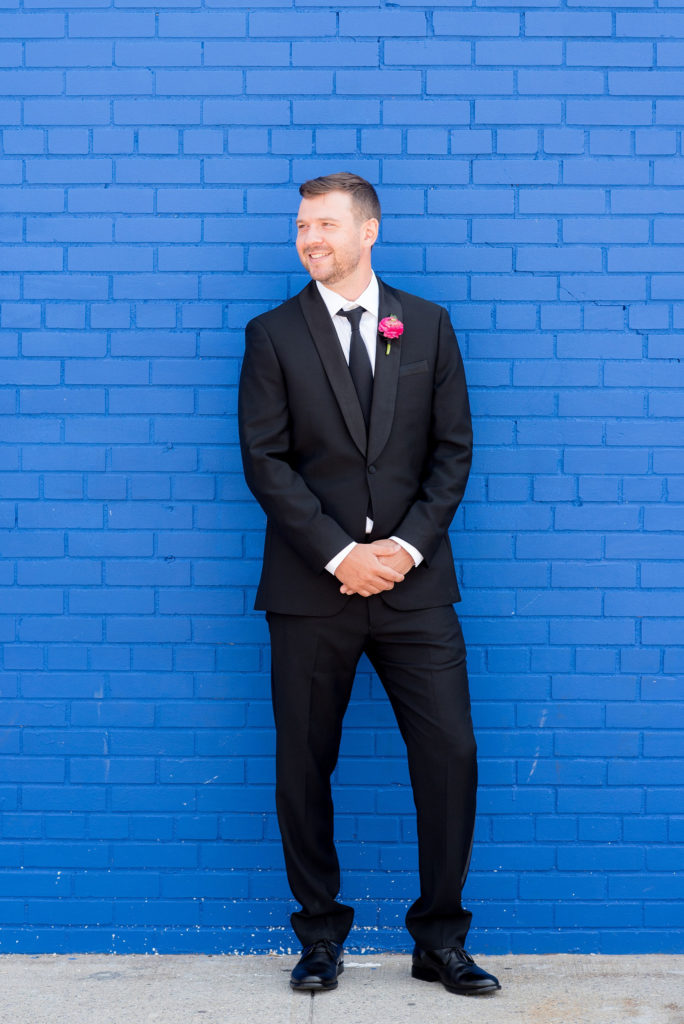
[368,465,376,474]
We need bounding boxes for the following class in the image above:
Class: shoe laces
[445,947,475,966]
[306,938,339,957]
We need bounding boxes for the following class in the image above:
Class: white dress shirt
[316,274,424,577]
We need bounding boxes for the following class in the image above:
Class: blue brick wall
[1,2,682,955]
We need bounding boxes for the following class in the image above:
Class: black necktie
[337,306,373,427]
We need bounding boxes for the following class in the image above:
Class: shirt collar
[316,271,379,321]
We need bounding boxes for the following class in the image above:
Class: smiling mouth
[306,251,332,260]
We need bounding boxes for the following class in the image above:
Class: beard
[300,244,361,286]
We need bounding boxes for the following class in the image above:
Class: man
[238,173,499,997]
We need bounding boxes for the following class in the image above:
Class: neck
[320,267,373,304]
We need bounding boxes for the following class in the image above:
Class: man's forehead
[296,191,354,220]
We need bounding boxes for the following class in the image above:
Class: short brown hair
[298,172,381,223]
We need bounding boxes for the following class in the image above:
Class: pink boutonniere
[378,315,404,355]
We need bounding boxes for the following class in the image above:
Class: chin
[308,263,326,276]
[310,267,338,285]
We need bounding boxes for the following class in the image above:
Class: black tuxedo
[239,278,472,615]
[239,277,478,951]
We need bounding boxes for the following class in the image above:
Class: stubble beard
[302,246,361,287]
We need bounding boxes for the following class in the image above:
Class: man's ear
[362,218,379,248]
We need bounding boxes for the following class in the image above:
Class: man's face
[295,190,377,290]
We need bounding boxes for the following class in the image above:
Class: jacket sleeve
[238,317,354,573]
[391,307,473,565]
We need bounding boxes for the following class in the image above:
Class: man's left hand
[376,543,415,577]
[338,540,415,596]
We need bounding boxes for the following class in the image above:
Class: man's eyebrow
[296,216,341,224]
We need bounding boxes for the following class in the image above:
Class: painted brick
[0,2,678,958]
[476,40,563,65]
[526,13,612,36]
[338,70,420,95]
[384,100,469,126]
[476,99,562,124]
[384,40,470,66]
[617,13,684,37]
[567,42,653,67]
[202,100,289,127]
[68,12,154,36]
[429,70,515,96]
[157,13,243,37]
[433,13,520,36]
[340,11,425,36]
[588,130,631,157]
[0,70,63,95]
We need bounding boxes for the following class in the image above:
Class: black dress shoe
[411,945,500,996]
[290,939,344,991]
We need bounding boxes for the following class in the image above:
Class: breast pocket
[399,359,429,377]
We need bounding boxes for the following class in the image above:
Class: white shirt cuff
[325,541,357,576]
[326,536,423,576]
[391,536,423,567]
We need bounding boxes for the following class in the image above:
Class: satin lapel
[367,277,403,465]
[298,281,367,456]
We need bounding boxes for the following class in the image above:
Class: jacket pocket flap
[399,359,429,377]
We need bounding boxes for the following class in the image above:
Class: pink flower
[378,315,404,340]
[378,315,404,355]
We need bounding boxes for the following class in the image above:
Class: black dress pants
[267,595,477,951]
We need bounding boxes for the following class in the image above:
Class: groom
[238,173,499,996]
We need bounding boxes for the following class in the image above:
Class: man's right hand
[335,540,405,597]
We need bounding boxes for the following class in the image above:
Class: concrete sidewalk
[0,953,681,1024]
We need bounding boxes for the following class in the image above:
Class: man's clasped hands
[335,540,415,598]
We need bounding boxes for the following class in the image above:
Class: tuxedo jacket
[238,277,473,616]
